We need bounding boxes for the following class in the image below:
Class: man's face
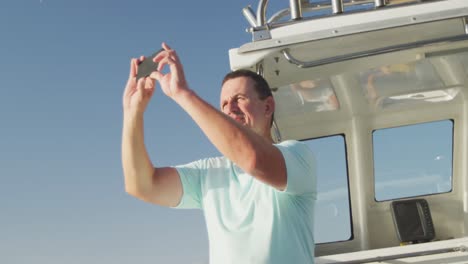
[220,76,272,134]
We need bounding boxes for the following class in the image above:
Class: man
[122,43,317,263]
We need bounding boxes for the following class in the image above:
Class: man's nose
[225,99,239,113]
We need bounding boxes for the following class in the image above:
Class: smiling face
[220,76,274,139]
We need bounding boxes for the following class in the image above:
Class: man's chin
[241,122,253,129]
[231,117,247,126]
[234,119,245,125]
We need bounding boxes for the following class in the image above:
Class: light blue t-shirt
[174,140,317,264]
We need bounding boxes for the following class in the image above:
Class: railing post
[256,0,269,26]
[331,0,344,14]
[242,5,258,27]
[375,0,386,8]
[289,0,303,20]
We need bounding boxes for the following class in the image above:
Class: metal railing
[243,0,424,35]
[281,34,468,68]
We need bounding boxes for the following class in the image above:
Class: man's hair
[222,69,275,127]
[222,70,273,100]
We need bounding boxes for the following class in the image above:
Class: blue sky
[1,1,455,263]
[0,1,271,263]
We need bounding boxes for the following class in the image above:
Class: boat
[228,0,468,262]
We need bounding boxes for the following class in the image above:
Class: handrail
[256,0,269,26]
[247,0,421,33]
[257,0,302,26]
[268,0,374,23]
[282,34,468,68]
[243,6,259,27]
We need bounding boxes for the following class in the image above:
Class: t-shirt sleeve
[275,140,317,196]
[173,160,205,209]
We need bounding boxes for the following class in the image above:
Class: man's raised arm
[151,43,287,191]
[121,57,182,207]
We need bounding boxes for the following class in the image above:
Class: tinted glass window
[305,135,352,243]
[373,120,453,201]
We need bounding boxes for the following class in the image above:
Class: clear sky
[0,1,273,263]
[1,1,455,264]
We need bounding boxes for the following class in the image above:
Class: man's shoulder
[176,155,231,170]
[205,156,231,168]
[275,139,315,164]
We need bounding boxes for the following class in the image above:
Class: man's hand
[123,57,156,116]
[150,43,192,101]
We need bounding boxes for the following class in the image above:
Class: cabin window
[304,135,352,243]
[373,120,453,201]
[274,78,340,122]
[359,54,466,110]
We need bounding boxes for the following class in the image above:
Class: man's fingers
[162,43,181,62]
[154,44,178,64]
[162,42,172,51]
[149,71,163,81]
[156,56,168,72]
[137,76,146,94]
[129,58,137,78]
[124,59,138,97]
[145,76,155,89]
[154,50,169,64]
[156,55,180,73]
[155,43,183,75]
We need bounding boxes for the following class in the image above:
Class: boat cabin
[229,0,468,262]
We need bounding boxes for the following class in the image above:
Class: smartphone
[136,48,164,80]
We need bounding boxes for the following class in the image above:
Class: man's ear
[264,96,275,117]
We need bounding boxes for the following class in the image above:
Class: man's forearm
[121,113,155,197]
